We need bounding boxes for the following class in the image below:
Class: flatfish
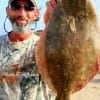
[36,0,99,100]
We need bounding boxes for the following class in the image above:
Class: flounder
[36,0,100,100]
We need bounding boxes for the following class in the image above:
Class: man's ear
[6,7,10,17]
[34,9,40,21]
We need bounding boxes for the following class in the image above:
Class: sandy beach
[71,73,100,100]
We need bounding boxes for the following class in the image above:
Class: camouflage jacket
[0,31,56,100]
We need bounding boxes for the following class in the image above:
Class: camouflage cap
[8,0,37,7]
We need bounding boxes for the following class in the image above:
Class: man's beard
[9,16,34,34]
[12,22,33,34]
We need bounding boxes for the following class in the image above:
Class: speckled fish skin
[36,0,99,100]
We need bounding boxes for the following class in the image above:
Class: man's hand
[44,0,57,26]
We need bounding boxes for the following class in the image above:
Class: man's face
[6,0,39,34]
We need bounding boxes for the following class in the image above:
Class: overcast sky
[0,0,100,36]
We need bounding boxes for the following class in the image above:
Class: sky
[0,0,100,36]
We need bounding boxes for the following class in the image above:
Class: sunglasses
[10,3,35,11]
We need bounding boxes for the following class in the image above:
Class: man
[0,0,57,100]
